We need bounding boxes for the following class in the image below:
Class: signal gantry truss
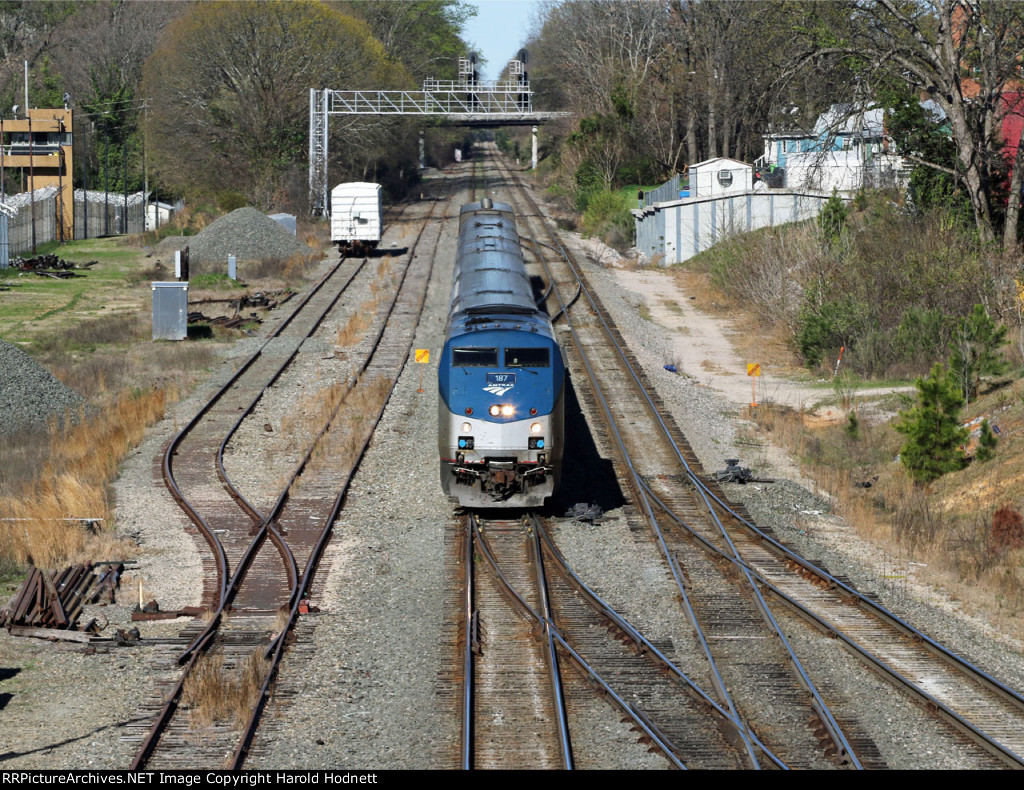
[309,58,568,216]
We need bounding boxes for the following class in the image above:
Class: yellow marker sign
[415,349,430,364]
[747,362,760,408]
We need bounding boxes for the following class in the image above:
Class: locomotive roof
[451,202,537,316]
[447,309,555,341]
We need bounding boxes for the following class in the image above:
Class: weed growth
[0,388,165,568]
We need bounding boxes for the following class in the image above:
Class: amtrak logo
[483,383,515,396]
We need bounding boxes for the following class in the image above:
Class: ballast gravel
[175,207,313,264]
[0,339,84,436]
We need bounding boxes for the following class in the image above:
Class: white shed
[688,157,753,198]
[330,182,382,250]
[145,201,176,231]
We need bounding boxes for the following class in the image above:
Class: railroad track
[124,188,451,769]
[457,513,571,769]
[455,509,799,769]
[479,144,1024,768]
[477,150,852,768]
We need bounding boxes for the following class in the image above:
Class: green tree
[819,189,848,245]
[949,304,1009,403]
[976,418,998,463]
[878,78,971,224]
[80,68,141,194]
[894,363,968,484]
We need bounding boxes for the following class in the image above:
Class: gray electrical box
[152,281,189,341]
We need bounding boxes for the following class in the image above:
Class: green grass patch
[620,183,663,206]
[190,272,244,290]
[0,236,154,344]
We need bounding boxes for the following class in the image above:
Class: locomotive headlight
[531,422,542,433]
[461,422,472,433]
[489,405,501,417]
[501,405,514,417]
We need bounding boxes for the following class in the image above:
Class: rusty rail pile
[1,562,122,639]
[11,254,96,278]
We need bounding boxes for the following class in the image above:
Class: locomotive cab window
[453,347,498,367]
[505,347,550,367]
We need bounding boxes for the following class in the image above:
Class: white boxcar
[331,182,382,252]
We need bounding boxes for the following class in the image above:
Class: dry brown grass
[280,381,347,453]
[295,375,395,490]
[671,266,803,375]
[335,312,371,349]
[0,388,165,568]
[181,648,271,732]
[745,382,1024,639]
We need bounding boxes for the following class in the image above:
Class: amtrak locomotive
[439,198,565,507]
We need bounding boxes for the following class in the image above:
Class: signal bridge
[309,56,569,216]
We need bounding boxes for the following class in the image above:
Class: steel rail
[508,190,762,768]
[177,255,378,664]
[183,218,420,665]
[470,516,687,769]
[505,163,860,768]
[680,470,1024,715]
[639,479,1024,770]
[215,257,372,523]
[137,204,436,770]
[530,222,1024,716]
[135,255,356,769]
[529,513,789,770]
[527,516,575,769]
[160,254,353,613]
[530,210,1024,766]
[233,203,445,769]
[531,187,1024,760]
[461,513,475,770]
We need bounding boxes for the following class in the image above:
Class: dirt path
[610,267,911,420]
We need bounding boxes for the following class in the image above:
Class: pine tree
[894,363,968,483]
[976,418,998,463]
[844,410,860,440]
[949,304,1009,403]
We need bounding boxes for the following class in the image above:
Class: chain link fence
[0,188,150,261]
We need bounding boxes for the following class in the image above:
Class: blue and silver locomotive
[438,198,565,507]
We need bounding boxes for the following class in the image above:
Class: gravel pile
[181,207,313,264]
[0,339,84,436]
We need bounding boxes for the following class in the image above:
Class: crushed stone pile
[0,340,85,436]
[180,207,313,264]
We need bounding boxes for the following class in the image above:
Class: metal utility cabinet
[152,281,188,340]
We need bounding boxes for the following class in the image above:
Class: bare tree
[798,0,1024,244]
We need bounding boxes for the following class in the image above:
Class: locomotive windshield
[453,347,498,367]
[505,347,550,367]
